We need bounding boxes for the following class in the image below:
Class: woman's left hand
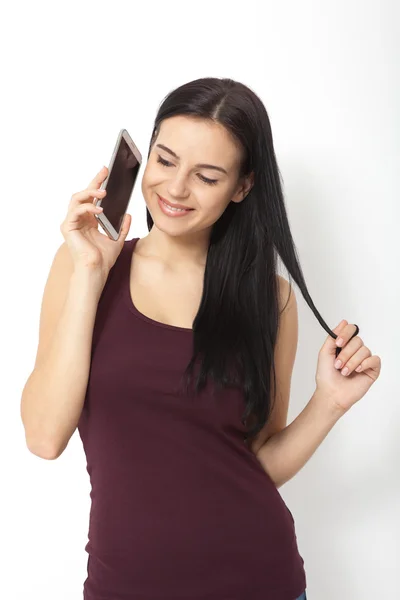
[315,319,382,413]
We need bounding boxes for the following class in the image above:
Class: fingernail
[336,337,344,347]
[335,359,342,369]
[341,367,349,376]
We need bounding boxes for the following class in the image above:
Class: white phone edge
[94,128,142,241]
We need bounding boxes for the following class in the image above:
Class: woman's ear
[233,171,255,203]
[244,171,255,197]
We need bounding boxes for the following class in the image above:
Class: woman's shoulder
[277,275,296,314]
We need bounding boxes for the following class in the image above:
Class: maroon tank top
[78,237,307,600]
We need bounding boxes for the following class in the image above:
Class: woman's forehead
[157,116,242,169]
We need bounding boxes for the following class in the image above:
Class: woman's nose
[167,171,190,198]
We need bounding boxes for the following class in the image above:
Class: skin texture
[137,114,254,270]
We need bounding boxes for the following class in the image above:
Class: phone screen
[101,136,141,233]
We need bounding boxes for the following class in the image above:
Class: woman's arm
[255,389,345,488]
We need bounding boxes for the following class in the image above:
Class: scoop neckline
[123,237,194,333]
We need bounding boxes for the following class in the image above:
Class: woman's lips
[158,194,193,210]
[157,194,194,217]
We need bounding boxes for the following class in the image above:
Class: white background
[2,1,399,598]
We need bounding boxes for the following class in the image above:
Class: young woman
[21,77,381,600]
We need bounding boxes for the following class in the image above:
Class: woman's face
[141,115,253,237]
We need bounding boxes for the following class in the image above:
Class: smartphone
[94,128,142,240]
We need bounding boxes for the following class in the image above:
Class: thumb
[321,319,348,356]
[118,213,132,243]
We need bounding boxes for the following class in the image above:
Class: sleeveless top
[77,237,307,600]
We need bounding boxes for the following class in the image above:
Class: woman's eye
[157,155,173,167]
[198,175,218,186]
[156,155,218,186]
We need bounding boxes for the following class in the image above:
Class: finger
[61,204,103,234]
[68,203,103,223]
[336,345,371,375]
[117,213,131,243]
[355,355,381,375]
[70,187,107,206]
[87,166,108,190]
[332,319,348,338]
[335,322,358,347]
[334,336,364,369]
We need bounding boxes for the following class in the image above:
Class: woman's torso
[77,237,307,600]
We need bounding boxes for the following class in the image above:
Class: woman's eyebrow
[155,143,228,175]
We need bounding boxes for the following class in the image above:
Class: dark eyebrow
[155,143,228,175]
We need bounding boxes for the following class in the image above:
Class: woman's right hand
[60,166,132,280]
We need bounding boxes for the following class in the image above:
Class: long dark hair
[145,77,339,444]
